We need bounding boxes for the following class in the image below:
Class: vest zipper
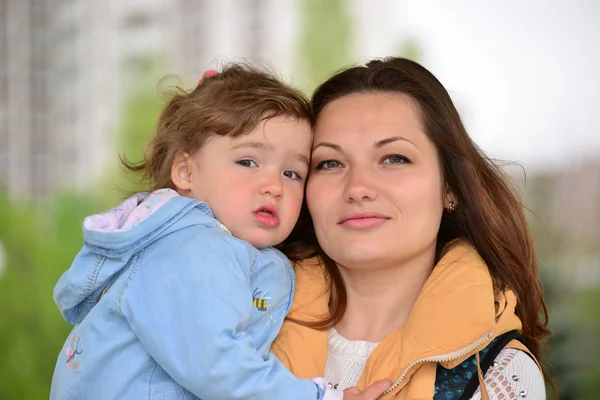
[382,331,493,395]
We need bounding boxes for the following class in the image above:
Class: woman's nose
[343,169,378,203]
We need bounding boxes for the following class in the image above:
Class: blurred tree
[297,0,425,94]
[103,56,167,201]
[525,172,600,399]
[297,0,353,94]
[539,263,581,399]
[0,56,167,399]
[395,36,422,62]
[579,286,600,395]
[0,193,104,399]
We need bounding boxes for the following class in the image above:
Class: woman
[274,58,551,399]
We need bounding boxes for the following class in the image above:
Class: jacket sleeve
[120,227,326,400]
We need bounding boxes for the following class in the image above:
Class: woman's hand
[343,379,392,400]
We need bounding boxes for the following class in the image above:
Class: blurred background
[1,0,599,398]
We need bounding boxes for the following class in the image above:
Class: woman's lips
[338,211,389,230]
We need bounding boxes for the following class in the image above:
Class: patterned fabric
[83,189,232,234]
[471,348,546,400]
[325,328,380,390]
[433,337,499,399]
[83,189,176,232]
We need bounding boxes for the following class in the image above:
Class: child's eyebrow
[291,152,310,166]
[231,141,267,150]
[231,141,309,166]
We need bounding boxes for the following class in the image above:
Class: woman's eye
[283,171,303,180]
[382,155,409,164]
[236,159,257,167]
[315,160,342,170]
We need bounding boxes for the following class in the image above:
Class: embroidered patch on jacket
[252,288,271,312]
[260,312,279,327]
[66,335,83,370]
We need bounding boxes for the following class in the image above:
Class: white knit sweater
[324,328,546,399]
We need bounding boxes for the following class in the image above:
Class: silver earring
[448,201,456,212]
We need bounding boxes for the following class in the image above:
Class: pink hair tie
[198,69,218,84]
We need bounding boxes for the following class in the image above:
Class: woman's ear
[444,188,458,213]
[445,191,458,208]
[442,182,458,210]
[171,152,192,192]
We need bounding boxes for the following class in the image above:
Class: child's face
[173,116,312,248]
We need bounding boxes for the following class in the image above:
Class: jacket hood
[357,243,523,397]
[54,189,222,324]
[273,242,528,399]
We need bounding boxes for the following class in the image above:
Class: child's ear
[171,152,192,191]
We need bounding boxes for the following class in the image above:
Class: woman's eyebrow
[312,142,345,154]
[374,136,416,148]
[313,136,416,153]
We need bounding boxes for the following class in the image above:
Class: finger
[342,386,361,400]
[358,379,393,400]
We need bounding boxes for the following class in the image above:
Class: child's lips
[253,206,280,228]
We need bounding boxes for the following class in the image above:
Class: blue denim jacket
[50,190,322,400]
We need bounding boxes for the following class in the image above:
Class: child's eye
[382,155,410,164]
[315,160,343,170]
[283,171,303,180]
[237,159,257,167]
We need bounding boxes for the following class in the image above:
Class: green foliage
[0,192,108,399]
[396,36,422,62]
[120,86,164,169]
[0,58,165,399]
[540,268,600,400]
[104,56,167,202]
[297,0,353,94]
[540,266,581,399]
[532,206,600,398]
[577,286,600,396]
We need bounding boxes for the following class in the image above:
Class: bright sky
[355,0,600,171]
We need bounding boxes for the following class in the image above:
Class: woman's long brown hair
[284,57,553,386]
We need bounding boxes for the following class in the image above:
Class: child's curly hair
[123,64,312,191]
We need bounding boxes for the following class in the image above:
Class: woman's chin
[329,243,392,269]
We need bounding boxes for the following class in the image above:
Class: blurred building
[0,0,300,201]
[551,162,600,239]
[1,0,178,201]
[173,0,299,81]
[1,0,56,199]
[515,162,600,241]
[513,161,600,287]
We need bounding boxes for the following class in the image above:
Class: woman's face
[307,92,447,270]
